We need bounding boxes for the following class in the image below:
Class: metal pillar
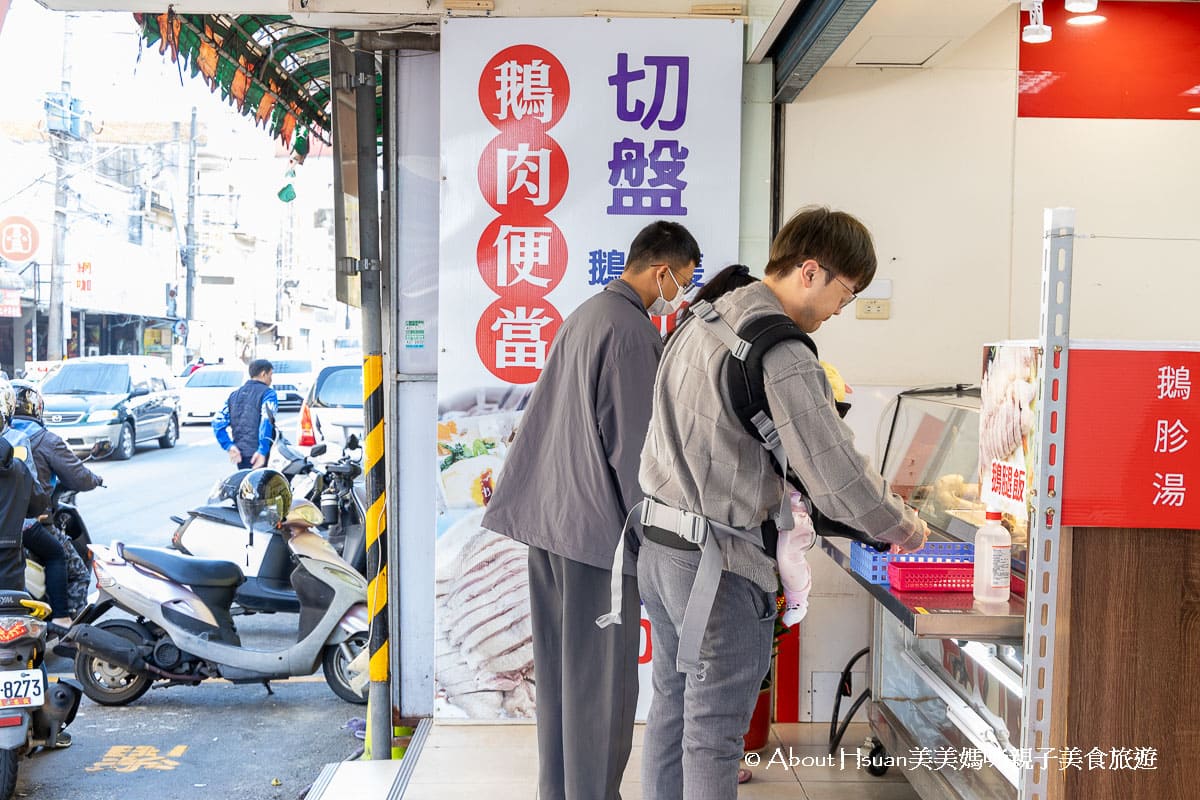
[352,47,391,761]
[1019,207,1075,800]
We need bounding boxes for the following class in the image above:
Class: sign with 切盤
[435,16,743,721]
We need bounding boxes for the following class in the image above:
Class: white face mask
[648,269,689,316]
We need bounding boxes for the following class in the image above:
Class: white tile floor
[396,722,922,800]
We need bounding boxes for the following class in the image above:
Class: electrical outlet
[856,298,890,320]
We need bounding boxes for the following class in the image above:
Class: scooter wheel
[74,619,153,706]
[0,749,18,800]
[322,631,368,705]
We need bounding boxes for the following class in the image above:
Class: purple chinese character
[609,53,690,131]
[587,249,627,286]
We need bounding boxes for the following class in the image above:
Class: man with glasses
[483,220,701,800]
[634,206,927,800]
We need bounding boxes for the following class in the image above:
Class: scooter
[167,436,367,614]
[0,591,82,800]
[59,508,370,707]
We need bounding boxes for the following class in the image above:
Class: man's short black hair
[249,359,273,378]
[625,221,702,275]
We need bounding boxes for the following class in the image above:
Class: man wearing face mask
[482,220,700,800]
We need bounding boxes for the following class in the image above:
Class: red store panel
[1018,1,1200,120]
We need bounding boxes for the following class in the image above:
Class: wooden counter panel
[1064,528,1198,800]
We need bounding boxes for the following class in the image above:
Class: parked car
[179,365,245,425]
[298,363,364,451]
[39,355,181,460]
[264,354,314,411]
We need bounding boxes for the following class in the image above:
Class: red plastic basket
[886,560,974,592]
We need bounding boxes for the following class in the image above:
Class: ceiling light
[1066,15,1106,26]
[1023,1,1052,44]
[1065,0,1098,12]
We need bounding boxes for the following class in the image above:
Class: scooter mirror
[309,443,327,458]
[89,441,114,460]
[345,434,360,451]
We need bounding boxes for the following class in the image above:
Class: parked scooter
[59,470,369,706]
[168,435,367,614]
[0,591,82,800]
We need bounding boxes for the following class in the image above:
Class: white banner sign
[436,16,743,720]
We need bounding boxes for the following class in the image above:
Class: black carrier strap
[725,313,817,453]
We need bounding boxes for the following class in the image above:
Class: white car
[264,355,314,411]
[298,363,364,451]
[179,366,245,425]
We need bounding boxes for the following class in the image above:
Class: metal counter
[820,537,1024,642]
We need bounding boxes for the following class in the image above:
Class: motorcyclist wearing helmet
[9,380,104,495]
[8,380,101,625]
[0,378,50,599]
[0,380,69,748]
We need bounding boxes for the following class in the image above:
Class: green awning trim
[135,10,359,157]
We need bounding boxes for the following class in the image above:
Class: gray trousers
[637,539,775,800]
[528,545,641,800]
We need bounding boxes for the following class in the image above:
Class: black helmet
[236,469,292,532]
[0,378,13,430]
[10,380,43,422]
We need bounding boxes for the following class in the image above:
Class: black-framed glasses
[818,265,858,308]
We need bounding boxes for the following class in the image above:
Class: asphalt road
[18,411,370,800]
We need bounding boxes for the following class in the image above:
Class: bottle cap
[985,510,1002,521]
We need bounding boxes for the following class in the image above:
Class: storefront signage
[0,216,38,262]
[1062,348,1200,529]
[436,16,743,720]
[0,288,20,318]
[983,343,1200,530]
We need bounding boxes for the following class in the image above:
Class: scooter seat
[0,589,34,614]
[191,504,245,527]
[123,546,245,588]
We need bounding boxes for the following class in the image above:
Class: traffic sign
[0,217,39,261]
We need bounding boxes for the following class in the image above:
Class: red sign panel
[1019,2,1200,121]
[0,216,39,261]
[1062,349,1200,529]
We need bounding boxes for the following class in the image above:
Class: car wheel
[158,415,179,449]
[113,422,135,461]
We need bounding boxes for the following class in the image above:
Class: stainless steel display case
[822,387,1027,800]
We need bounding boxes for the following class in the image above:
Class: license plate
[0,670,45,708]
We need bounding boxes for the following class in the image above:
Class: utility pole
[184,106,198,323]
[47,14,74,361]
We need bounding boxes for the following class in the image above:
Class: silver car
[40,356,181,460]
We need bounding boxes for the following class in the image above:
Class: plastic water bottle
[973,510,1011,604]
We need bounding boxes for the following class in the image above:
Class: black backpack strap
[726,314,817,443]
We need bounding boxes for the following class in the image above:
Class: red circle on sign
[0,217,40,261]
[475,296,563,385]
[478,45,570,131]
[476,216,568,297]
[477,130,568,217]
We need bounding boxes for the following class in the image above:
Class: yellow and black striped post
[362,352,390,759]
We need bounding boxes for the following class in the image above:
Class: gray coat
[481,280,662,575]
[639,281,924,592]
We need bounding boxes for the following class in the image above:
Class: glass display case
[878,386,1028,577]
[820,386,1028,800]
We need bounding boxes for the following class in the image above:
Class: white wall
[781,9,1019,386]
[1012,118,1200,342]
